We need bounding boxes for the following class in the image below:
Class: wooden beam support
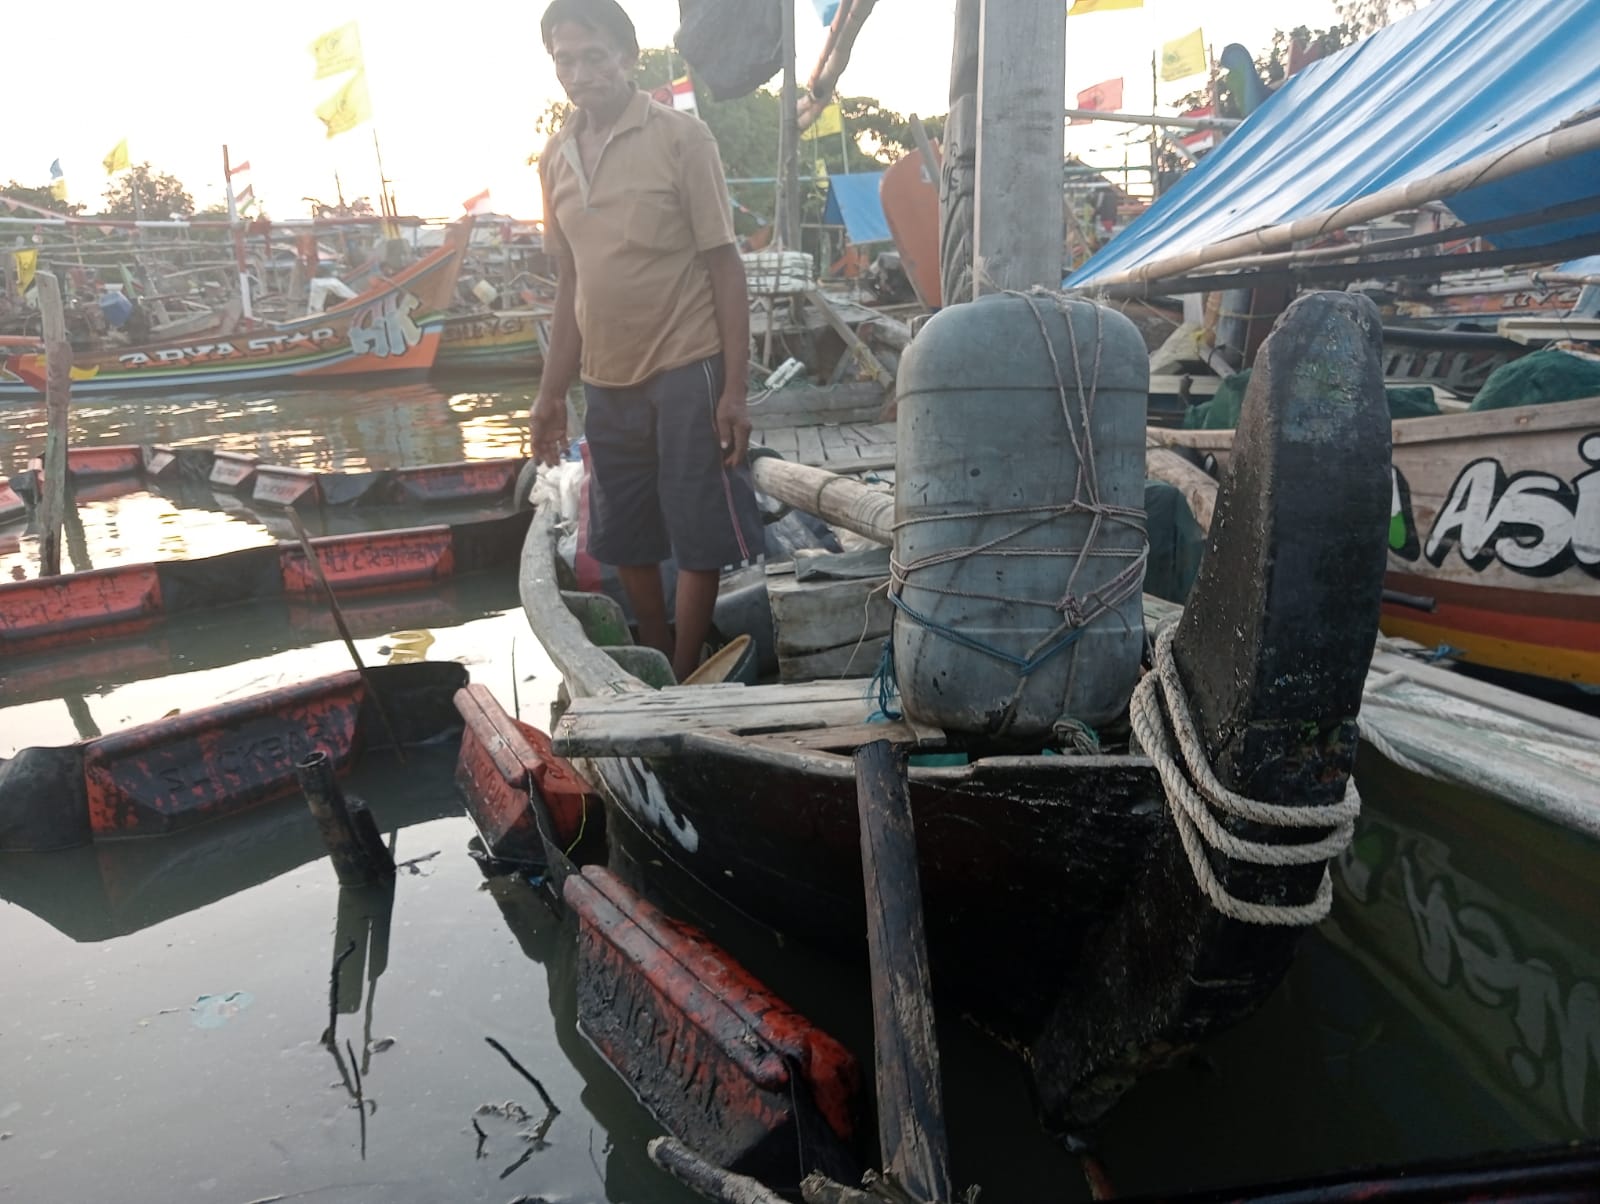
[853,740,952,1204]
[972,0,1066,296]
[35,272,71,578]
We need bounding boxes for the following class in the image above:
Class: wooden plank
[854,741,953,1204]
[747,719,945,754]
[568,678,871,714]
[795,425,825,466]
[553,680,884,757]
[769,571,892,656]
[803,289,896,390]
[819,426,851,456]
[35,272,71,578]
[780,642,885,682]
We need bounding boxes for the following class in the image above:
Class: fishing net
[1468,347,1600,412]
[1183,369,1442,428]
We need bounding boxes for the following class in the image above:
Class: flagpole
[222,144,255,321]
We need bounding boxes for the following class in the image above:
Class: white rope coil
[1129,624,1361,927]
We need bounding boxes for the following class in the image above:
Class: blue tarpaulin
[1069,0,1600,287]
[823,172,892,245]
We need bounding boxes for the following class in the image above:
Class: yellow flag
[13,249,37,294]
[1161,28,1207,81]
[1069,0,1143,14]
[50,179,68,202]
[315,69,373,139]
[309,21,363,79]
[808,102,842,139]
[102,139,130,175]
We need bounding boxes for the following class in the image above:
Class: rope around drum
[887,289,1149,734]
[1129,624,1361,927]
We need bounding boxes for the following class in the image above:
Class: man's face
[549,21,636,113]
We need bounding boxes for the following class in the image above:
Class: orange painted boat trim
[567,864,859,1176]
[388,458,524,504]
[0,564,163,650]
[278,526,455,595]
[83,671,368,838]
[65,445,143,478]
[1381,610,1600,685]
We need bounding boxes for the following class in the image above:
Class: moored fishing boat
[435,308,548,375]
[1153,393,1600,686]
[0,221,473,400]
[520,291,1394,1132]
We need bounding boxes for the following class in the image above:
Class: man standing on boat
[530,0,762,682]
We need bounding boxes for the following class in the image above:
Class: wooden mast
[776,0,802,251]
[972,0,1067,295]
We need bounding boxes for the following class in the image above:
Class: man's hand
[715,388,751,468]
[530,393,569,466]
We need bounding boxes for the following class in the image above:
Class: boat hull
[1154,395,1600,685]
[0,222,471,400]
[435,310,545,374]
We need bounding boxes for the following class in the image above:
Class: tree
[1,180,83,217]
[102,164,194,220]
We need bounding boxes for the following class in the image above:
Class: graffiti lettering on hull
[118,328,337,368]
[1401,854,1600,1131]
[349,291,423,358]
[615,757,699,852]
[1389,434,1600,577]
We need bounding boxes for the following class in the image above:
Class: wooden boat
[520,292,1395,1131]
[0,221,472,400]
[1153,393,1600,687]
[435,308,548,374]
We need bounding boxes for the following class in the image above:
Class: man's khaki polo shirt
[540,90,737,390]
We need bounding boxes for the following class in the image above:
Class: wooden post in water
[853,740,952,1204]
[972,0,1066,296]
[35,271,71,578]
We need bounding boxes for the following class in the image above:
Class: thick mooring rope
[1129,624,1361,927]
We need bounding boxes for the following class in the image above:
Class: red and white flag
[235,183,254,204]
[1071,77,1124,124]
[1179,105,1218,153]
[228,159,251,177]
[670,74,697,113]
[463,188,493,216]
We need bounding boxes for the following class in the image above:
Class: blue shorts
[583,354,765,572]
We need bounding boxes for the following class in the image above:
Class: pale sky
[4,0,1342,222]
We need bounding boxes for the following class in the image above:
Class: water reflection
[1,379,537,577]
[0,376,537,477]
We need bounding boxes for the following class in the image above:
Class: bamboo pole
[1192,193,1600,276]
[34,272,71,578]
[1062,107,1240,131]
[750,456,892,545]
[799,0,880,131]
[1084,113,1600,290]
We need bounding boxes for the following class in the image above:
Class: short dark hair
[541,0,639,57]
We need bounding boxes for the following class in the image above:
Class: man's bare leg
[616,563,672,663]
[673,568,720,682]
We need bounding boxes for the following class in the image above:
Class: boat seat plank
[554,679,893,757]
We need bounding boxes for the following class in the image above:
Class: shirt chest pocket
[622,189,692,253]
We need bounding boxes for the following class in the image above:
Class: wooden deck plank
[553,679,884,757]
[795,426,825,466]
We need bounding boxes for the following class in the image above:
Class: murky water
[2,383,1596,1202]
